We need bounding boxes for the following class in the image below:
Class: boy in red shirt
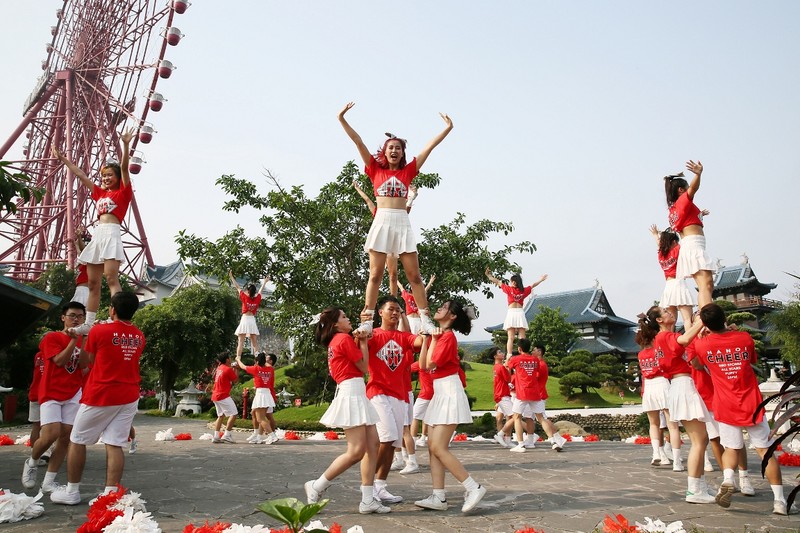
[50,291,144,505]
[211,353,240,443]
[694,304,789,515]
[491,349,513,447]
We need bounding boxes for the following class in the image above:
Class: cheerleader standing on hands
[648,224,696,328]
[486,268,547,355]
[229,271,269,359]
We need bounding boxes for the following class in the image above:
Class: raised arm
[684,160,703,200]
[51,145,93,190]
[415,113,453,171]
[338,102,371,166]
[648,224,660,246]
[228,270,242,292]
[424,274,436,293]
[119,128,134,188]
[355,336,369,374]
[352,179,376,212]
[528,274,548,291]
[485,268,502,287]
[257,276,270,294]
[677,318,704,346]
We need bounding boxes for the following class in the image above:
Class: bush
[138,397,159,410]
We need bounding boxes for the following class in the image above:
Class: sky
[1,1,799,340]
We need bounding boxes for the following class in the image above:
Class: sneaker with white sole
[414,494,448,511]
[672,461,686,472]
[462,485,487,512]
[686,488,716,504]
[714,481,735,508]
[304,480,323,504]
[354,320,373,336]
[390,457,404,471]
[221,434,235,444]
[129,438,138,454]
[739,476,755,496]
[419,312,435,334]
[650,458,661,467]
[415,436,427,448]
[399,462,419,474]
[68,323,93,336]
[524,433,538,449]
[704,461,714,472]
[359,499,391,514]
[265,433,278,444]
[509,443,526,453]
[773,499,788,516]
[21,458,38,489]
[50,486,81,505]
[493,431,509,448]
[246,434,258,443]
[40,480,62,494]
[551,434,566,451]
[658,450,672,465]
[374,485,403,503]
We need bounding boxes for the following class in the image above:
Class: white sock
[771,484,785,501]
[313,474,331,493]
[66,482,80,493]
[738,469,749,479]
[252,429,258,436]
[407,453,417,466]
[103,485,116,494]
[85,311,97,326]
[688,476,700,493]
[461,476,479,492]
[433,489,447,501]
[26,457,36,467]
[401,449,409,461]
[672,448,682,462]
[394,451,403,463]
[360,485,374,504]
[723,468,735,484]
[651,440,661,458]
[374,479,386,490]
[43,471,56,484]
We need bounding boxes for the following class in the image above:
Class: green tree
[0,162,43,214]
[556,349,626,397]
[770,302,800,367]
[176,163,536,401]
[525,306,580,370]
[134,284,240,410]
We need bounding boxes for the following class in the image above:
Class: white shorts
[78,223,124,264]
[28,401,41,423]
[718,418,773,450]
[213,396,238,417]
[496,396,513,417]
[320,378,379,429]
[642,376,670,412]
[70,400,138,447]
[40,390,82,426]
[660,277,695,307]
[364,208,417,257]
[235,314,260,336]
[676,235,715,279]
[412,397,430,421]
[370,394,407,446]
[405,391,414,425]
[512,398,545,418]
[503,307,528,330]
[667,375,709,423]
[423,374,472,426]
[407,316,422,335]
[71,286,90,307]
[705,410,720,440]
[251,388,276,410]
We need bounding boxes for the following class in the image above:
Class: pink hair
[373,134,407,169]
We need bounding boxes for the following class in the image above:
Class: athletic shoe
[658,449,672,465]
[686,488,716,504]
[355,320,373,336]
[212,436,222,444]
[672,461,686,472]
[419,313,435,334]
[264,433,278,444]
[390,457,404,471]
[493,432,509,448]
[650,458,661,467]
[21,458,37,489]
[551,433,566,451]
[773,499,788,516]
[399,462,419,474]
[524,433,538,449]
[414,494,448,511]
[40,480,61,494]
[462,485,487,512]
[359,499,391,514]
[129,438,138,454]
[69,323,93,336]
[50,487,81,505]
[304,480,323,504]
[221,434,235,444]
[509,443,526,453]
[374,485,403,503]
[246,434,258,443]
[415,436,427,448]
[704,460,714,472]
[249,435,262,444]
[739,476,755,496]
[714,481,735,508]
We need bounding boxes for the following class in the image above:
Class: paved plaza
[1,414,797,532]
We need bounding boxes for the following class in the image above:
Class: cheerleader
[415,299,487,513]
[235,352,278,444]
[485,268,548,355]
[397,274,436,335]
[228,271,269,359]
[649,225,695,328]
[304,307,390,515]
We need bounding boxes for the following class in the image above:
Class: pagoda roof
[713,263,777,297]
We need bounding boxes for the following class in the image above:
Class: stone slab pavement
[1,414,797,532]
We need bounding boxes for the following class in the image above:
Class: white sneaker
[304,480,323,504]
[212,436,222,443]
[650,458,661,467]
[658,449,672,465]
[739,476,755,496]
[246,434,258,443]
[390,457,404,471]
[414,494,447,511]
[374,485,403,503]
[524,433,538,449]
[69,323,93,336]
[773,499,788,516]
[21,458,37,489]
[493,432,509,448]
[129,438,138,454]
[249,435,262,444]
[551,434,566,451]
[221,434,235,444]
[355,320,373,336]
[359,499,391,514]
[509,443,526,453]
[673,461,686,472]
[415,436,427,448]
[714,481,735,507]
[40,480,62,494]
[50,486,81,505]
[704,460,714,472]
[399,462,419,474]
[265,433,278,444]
[419,312,435,334]
[462,485,487,512]
[686,488,716,504]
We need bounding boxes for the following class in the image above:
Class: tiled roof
[713,264,776,296]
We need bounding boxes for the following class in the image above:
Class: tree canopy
[0,161,43,214]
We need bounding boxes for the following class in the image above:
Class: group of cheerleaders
[637,161,789,515]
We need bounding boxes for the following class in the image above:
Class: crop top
[501,284,532,306]
[365,156,418,198]
[668,192,703,233]
[657,245,679,279]
[92,182,133,222]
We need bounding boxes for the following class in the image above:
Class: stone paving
[1,414,798,532]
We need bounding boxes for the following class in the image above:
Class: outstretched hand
[51,144,64,160]
[339,102,355,118]
[685,160,703,175]
[120,127,135,145]
[439,112,453,129]
[649,224,659,236]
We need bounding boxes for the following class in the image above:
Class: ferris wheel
[0,0,191,282]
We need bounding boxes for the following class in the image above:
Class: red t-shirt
[657,245,679,279]
[92,182,133,222]
[75,264,88,285]
[38,331,84,403]
[501,284,532,306]
[240,291,262,315]
[429,330,461,380]
[28,351,45,402]
[245,364,274,390]
[507,354,542,401]
[81,321,145,406]
[637,347,665,380]
[653,331,691,378]
[365,156,417,198]
[694,331,764,426]
[668,192,703,233]
[400,288,419,315]
[212,364,238,401]
[535,355,550,400]
[367,328,416,400]
[410,360,434,400]
[327,333,365,384]
[493,363,511,402]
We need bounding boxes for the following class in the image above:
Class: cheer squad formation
[14,104,791,520]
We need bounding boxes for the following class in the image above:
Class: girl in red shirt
[416,299,486,513]
[663,160,714,309]
[304,306,388,515]
[339,102,453,335]
[486,268,548,355]
[228,271,269,359]
[648,225,695,328]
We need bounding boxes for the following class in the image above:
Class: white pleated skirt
[660,277,695,307]
[235,314,260,335]
[641,376,670,411]
[423,374,472,426]
[667,375,710,422]
[251,388,276,409]
[676,235,715,279]
[78,223,124,264]
[364,208,417,257]
[320,377,379,429]
[503,307,528,330]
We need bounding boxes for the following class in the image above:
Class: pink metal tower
[0,0,191,282]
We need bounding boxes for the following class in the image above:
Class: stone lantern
[174,381,204,417]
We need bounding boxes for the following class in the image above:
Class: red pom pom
[284,431,300,441]
[453,433,468,442]
[174,433,192,440]
[634,436,651,445]
[0,435,15,446]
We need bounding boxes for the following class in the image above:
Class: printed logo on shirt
[64,346,81,374]
[668,209,679,231]
[96,196,118,215]
[112,332,144,361]
[376,340,404,371]
[517,359,539,376]
[376,177,407,198]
